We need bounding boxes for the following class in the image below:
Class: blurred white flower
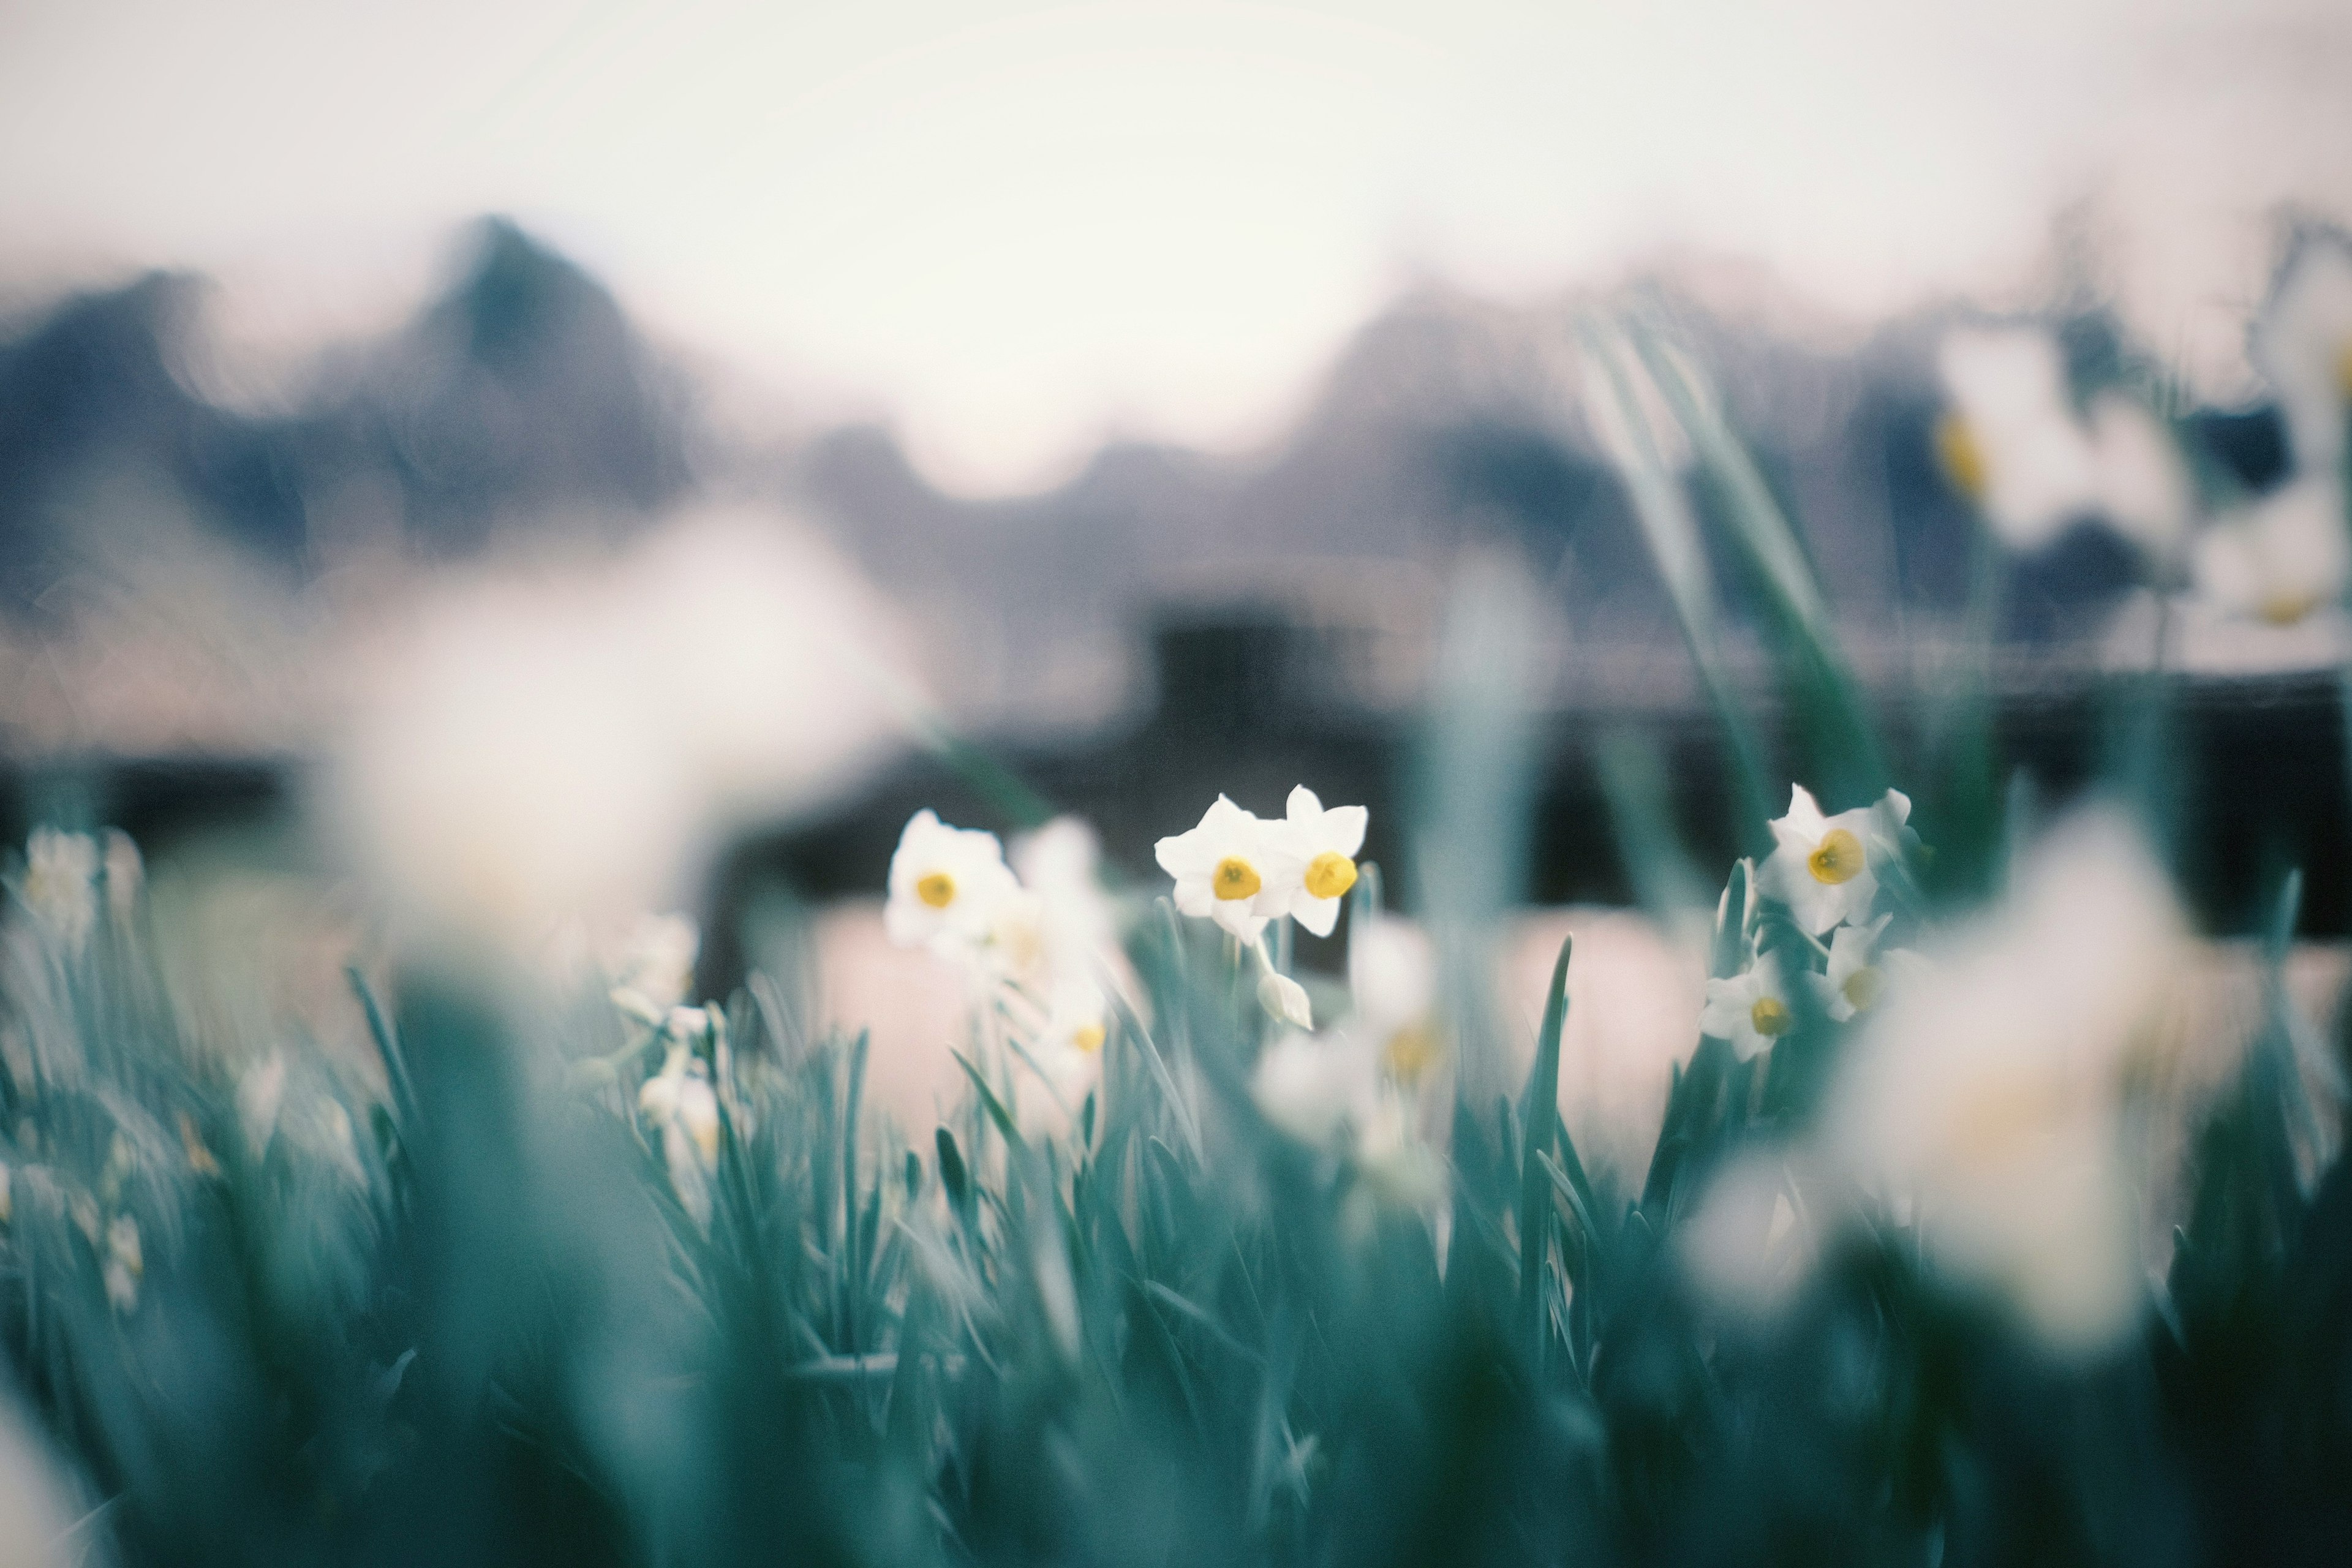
[884,811,1022,959]
[1276,786,1367,938]
[1351,916,1443,1084]
[2252,235,2352,474]
[1155,796,1302,942]
[1018,981,1107,1138]
[2191,476,2350,627]
[1937,328,2101,549]
[639,1041,720,1224]
[328,508,907,959]
[104,1214,141,1314]
[1042,974,1109,1057]
[636,1041,690,1123]
[1823,809,2185,1354]
[606,913,699,1027]
[1806,914,1923,1023]
[237,1052,290,1157]
[1256,968,1315,1032]
[0,1163,11,1226]
[994,816,1129,998]
[1698,951,1798,1061]
[20,830,98,952]
[2086,394,2195,562]
[1679,1151,1814,1317]
[1352,1093,1447,1212]
[1755,785,1913,935]
[673,1075,720,1172]
[1251,1030,1378,1152]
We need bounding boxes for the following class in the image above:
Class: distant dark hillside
[0,218,690,611]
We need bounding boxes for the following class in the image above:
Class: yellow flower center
[916,871,957,909]
[1749,997,1793,1037]
[1808,828,1865,884]
[2260,590,2321,627]
[1935,413,1988,502]
[1841,966,1884,1013]
[1071,1022,1106,1054]
[1213,857,1262,900]
[1304,851,1358,902]
[2336,337,2352,400]
[1384,1020,1444,1083]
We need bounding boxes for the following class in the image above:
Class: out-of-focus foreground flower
[327,508,909,960]
[1822,807,2189,1354]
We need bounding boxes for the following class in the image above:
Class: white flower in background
[1349,916,1443,1084]
[2087,394,2195,562]
[1755,785,1914,935]
[1155,796,1302,942]
[1276,786,1368,938]
[1822,809,2185,1354]
[606,913,699,1027]
[2191,476,2350,627]
[884,811,1022,958]
[237,1052,290,1157]
[1256,968,1315,1031]
[20,830,98,951]
[1806,914,1925,1023]
[2252,235,2352,474]
[1679,1151,1814,1317]
[990,816,1131,1009]
[1251,1030,1379,1152]
[1042,974,1109,1057]
[639,1041,720,1224]
[1698,952,1799,1061]
[1353,1093,1447,1211]
[104,1214,141,1314]
[1017,977,1109,1136]
[1937,327,2101,549]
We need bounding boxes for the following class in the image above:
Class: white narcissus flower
[1277,786,1368,938]
[2192,476,2350,627]
[1350,916,1443,1083]
[1251,1030,1379,1152]
[1017,976,1109,1136]
[1806,914,1928,1023]
[1755,785,1914,936]
[1353,1093,1447,1210]
[21,830,99,952]
[640,1041,720,1224]
[607,912,699,1026]
[1936,328,2101,550]
[1698,952,1799,1061]
[1042,974,1109,1057]
[2086,394,2195,562]
[884,810,1022,957]
[2252,235,2352,475]
[104,1214,142,1314]
[1823,809,2185,1355]
[1155,796,1302,942]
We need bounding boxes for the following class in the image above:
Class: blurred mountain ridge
[0,217,2292,739]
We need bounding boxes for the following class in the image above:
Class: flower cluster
[1936,235,2352,628]
[1702,785,1924,1059]
[1154,787,1368,943]
[1155,787,1369,1031]
[1248,911,1446,1217]
[884,810,1124,1125]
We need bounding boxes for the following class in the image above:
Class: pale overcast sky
[3,0,2348,491]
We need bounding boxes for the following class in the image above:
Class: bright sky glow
[3,0,2348,492]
